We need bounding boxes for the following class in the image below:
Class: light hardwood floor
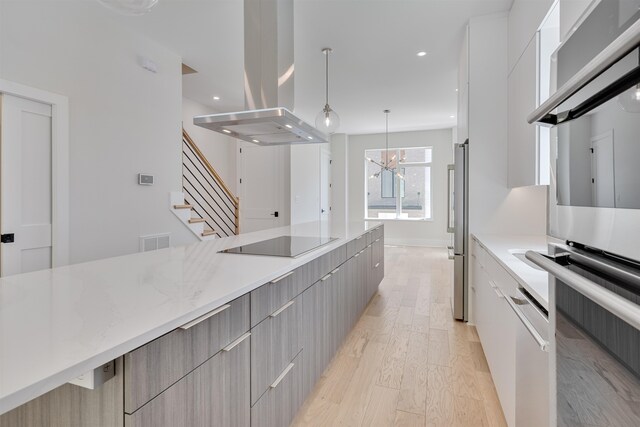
[292,246,507,427]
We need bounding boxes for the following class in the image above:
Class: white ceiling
[122,0,514,135]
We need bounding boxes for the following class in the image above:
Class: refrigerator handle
[447,164,454,233]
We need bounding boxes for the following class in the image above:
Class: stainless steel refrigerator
[448,140,468,321]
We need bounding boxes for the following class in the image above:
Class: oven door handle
[526,251,640,331]
[528,18,640,124]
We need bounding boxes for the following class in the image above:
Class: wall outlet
[138,173,154,185]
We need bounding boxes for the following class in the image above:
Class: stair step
[173,204,193,210]
[202,229,216,237]
[189,218,206,224]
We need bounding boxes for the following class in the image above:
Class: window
[365,147,432,220]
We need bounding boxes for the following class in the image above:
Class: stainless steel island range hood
[194,0,328,146]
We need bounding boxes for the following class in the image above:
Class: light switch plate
[138,173,154,185]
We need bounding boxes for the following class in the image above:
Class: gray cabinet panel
[0,358,124,427]
[301,277,327,398]
[251,267,302,327]
[125,335,251,427]
[251,294,303,405]
[123,294,250,413]
[251,351,304,427]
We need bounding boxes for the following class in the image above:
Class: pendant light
[315,48,340,134]
[367,110,404,180]
[97,0,159,16]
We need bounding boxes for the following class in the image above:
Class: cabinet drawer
[347,233,367,258]
[251,266,303,327]
[125,332,251,427]
[373,225,384,241]
[124,294,250,413]
[251,350,304,427]
[251,294,303,405]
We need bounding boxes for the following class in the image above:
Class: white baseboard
[384,237,449,248]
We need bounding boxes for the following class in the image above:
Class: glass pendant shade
[97,0,159,16]
[617,85,640,113]
[315,105,341,134]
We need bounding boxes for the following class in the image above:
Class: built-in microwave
[530,0,640,262]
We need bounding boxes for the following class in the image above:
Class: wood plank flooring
[292,246,507,427]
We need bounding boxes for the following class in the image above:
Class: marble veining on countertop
[471,233,563,309]
[0,220,381,415]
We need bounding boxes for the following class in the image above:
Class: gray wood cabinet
[251,294,303,405]
[125,333,251,427]
[0,358,124,427]
[251,351,304,427]
[124,294,250,413]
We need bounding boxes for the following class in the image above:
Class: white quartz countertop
[471,234,562,310]
[0,220,381,415]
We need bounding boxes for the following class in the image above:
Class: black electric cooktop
[221,236,336,257]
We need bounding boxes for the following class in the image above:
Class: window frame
[364,147,433,221]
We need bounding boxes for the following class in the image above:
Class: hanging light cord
[325,50,330,107]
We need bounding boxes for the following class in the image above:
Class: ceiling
[121,0,514,135]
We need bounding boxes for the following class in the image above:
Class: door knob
[270,211,279,218]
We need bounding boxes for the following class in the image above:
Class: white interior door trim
[0,79,69,267]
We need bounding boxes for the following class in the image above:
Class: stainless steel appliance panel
[452,141,469,321]
[526,249,640,427]
[453,255,465,320]
[453,142,467,255]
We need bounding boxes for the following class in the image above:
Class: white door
[320,149,331,223]
[1,94,53,276]
[590,131,615,208]
[238,144,286,233]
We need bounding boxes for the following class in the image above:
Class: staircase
[170,129,239,240]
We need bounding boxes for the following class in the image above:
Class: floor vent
[139,233,171,252]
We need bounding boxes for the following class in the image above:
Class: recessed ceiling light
[455,88,458,92]
[213,96,220,100]
[307,136,313,140]
[222,129,231,134]
[450,115,455,118]
[416,51,427,57]
[252,139,260,143]
[285,124,293,129]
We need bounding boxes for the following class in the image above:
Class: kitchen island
[0,221,385,427]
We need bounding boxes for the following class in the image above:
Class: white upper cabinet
[457,25,470,144]
[508,35,539,188]
[508,0,555,74]
[507,0,557,188]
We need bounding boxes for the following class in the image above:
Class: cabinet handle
[330,267,340,274]
[222,332,251,352]
[270,271,294,284]
[356,235,363,240]
[179,304,231,330]
[354,253,360,258]
[504,295,548,352]
[375,238,381,243]
[270,363,295,389]
[270,300,295,318]
[374,262,380,268]
[320,273,332,281]
[488,280,504,299]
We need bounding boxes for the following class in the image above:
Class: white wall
[182,97,237,194]
[347,129,453,247]
[0,1,196,263]
[330,134,349,226]
[290,144,321,225]
[468,13,547,237]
